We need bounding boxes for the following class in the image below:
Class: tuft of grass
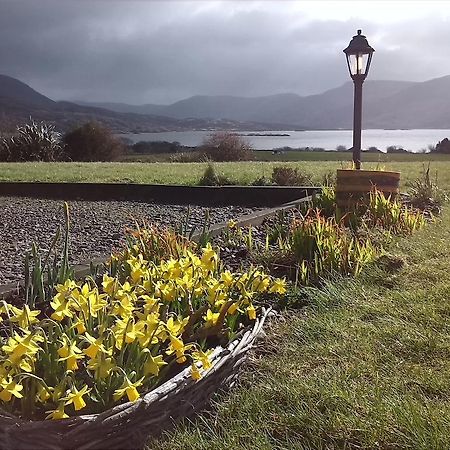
[148,207,450,450]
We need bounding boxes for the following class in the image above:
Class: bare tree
[200,131,253,161]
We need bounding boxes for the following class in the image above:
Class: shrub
[0,119,63,162]
[198,163,234,186]
[63,121,124,161]
[336,145,347,152]
[406,164,447,213]
[271,166,312,186]
[170,151,207,163]
[200,131,253,162]
[386,145,408,154]
[251,175,273,186]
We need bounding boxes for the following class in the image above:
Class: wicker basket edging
[0,308,271,450]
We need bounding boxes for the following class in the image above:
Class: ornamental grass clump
[288,209,377,284]
[0,238,285,421]
[366,188,426,234]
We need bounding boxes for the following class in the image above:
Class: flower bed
[0,216,284,449]
[0,309,270,450]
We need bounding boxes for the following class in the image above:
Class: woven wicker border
[0,309,271,450]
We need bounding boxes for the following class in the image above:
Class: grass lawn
[1,159,450,191]
[149,208,450,449]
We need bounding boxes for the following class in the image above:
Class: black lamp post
[343,30,375,169]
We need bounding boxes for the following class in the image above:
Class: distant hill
[0,74,280,132]
[79,80,422,129]
[4,73,450,131]
[0,74,56,109]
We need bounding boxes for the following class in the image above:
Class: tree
[200,131,253,161]
[63,121,125,161]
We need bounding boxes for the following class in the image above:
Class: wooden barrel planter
[336,169,401,210]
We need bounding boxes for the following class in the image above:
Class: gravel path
[0,197,261,286]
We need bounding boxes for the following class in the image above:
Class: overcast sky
[1,0,450,104]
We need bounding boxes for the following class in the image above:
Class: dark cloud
[0,0,449,104]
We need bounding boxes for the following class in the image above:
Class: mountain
[0,74,55,109]
[4,73,450,131]
[79,80,418,129]
[0,74,278,133]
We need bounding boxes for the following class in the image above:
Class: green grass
[148,210,450,450]
[122,151,450,163]
[1,160,450,191]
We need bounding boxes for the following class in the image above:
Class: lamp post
[343,30,375,170]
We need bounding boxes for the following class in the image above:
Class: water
[119,129,450,152]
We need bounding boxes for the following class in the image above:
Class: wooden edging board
[0,194,318,299]
[0,182,320,207]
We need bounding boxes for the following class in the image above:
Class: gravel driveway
[0,197,259,285]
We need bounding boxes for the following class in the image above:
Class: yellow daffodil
[269,277,287,294]
[112,318,145,350]
[36,384,51,403]
[87,354,116,380]
[50,295,74,322]
[0,378,23,402]
[247,303,256,320]
[220,270,234,287]
[164,316,188,338]
[74,319,87,334]
[200,243,218,271]
[113,377,144,403]
[191,363,202,381]
[64,385,91,411]
[57,340,84,371]
[46,402,69,420]
[82,332,109,359]
[227,302,239,315]
[2,331,43,369]
[9,305,41,328]
[203,309,220,328]
[102,274,117,296]
[143,353,167,377]
[192,349,212,371]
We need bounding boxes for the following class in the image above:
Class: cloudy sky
[1,0,450,104]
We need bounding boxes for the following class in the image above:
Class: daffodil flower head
[0,377,23,402]
[269,277,287,294]
[64,385,91,411]
[203,309,220,328]
[143,352,167,377]
[200,243,218,272]
[46,402,69,420]
[57,338,84,371]
[113,377,144,403]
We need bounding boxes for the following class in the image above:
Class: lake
[120,129,450,153]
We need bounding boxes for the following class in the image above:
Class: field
[1,157,450,191]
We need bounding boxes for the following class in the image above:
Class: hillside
[78,77,450,129]
[79,80,419,128]
[0,74,279,132]
[4,73,450,130]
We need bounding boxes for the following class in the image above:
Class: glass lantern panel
[348,53,369,75]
